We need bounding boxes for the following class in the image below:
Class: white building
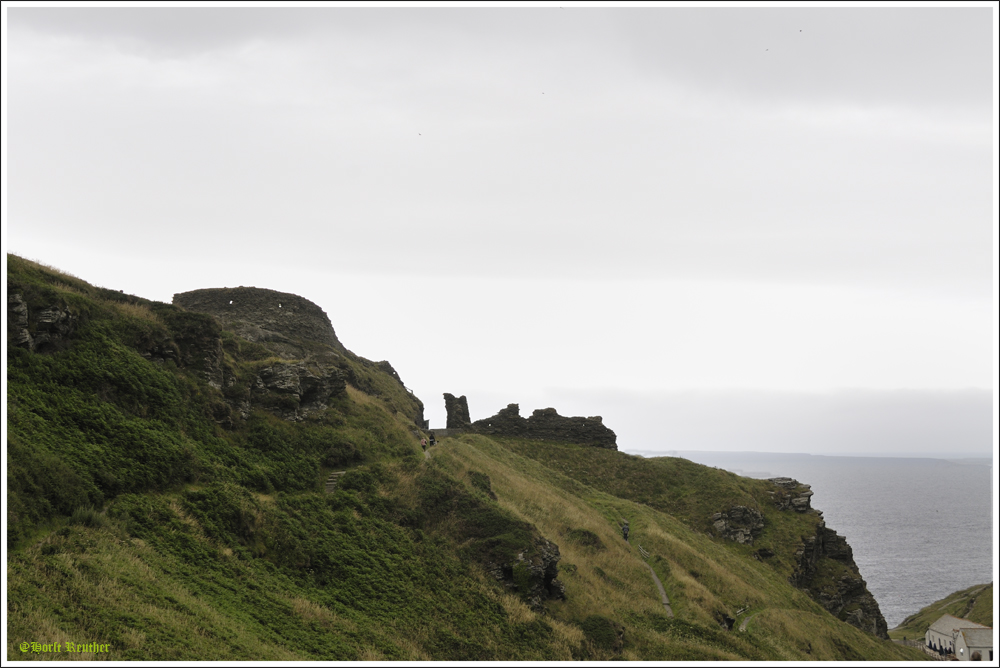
[954,628,993,662]
[925,614,991,659]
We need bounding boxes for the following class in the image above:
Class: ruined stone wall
[470,404,617,450]
[173,287,341,351]
[444,393,472,429]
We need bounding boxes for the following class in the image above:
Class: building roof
[928,614,989,635]
[958,628,993,649]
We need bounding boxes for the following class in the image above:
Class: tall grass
[430,434,924,661]
[105,300,163,325]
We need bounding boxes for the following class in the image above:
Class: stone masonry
[470,403,617,449]
[444,393,472,429]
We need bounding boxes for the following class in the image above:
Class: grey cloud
[9,7,321,57]
[613,8,993,112]
[11,7,991,118]
[6,7,993,296]
[7,7,593,58]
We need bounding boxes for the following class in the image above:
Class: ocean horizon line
[623,448,994,463]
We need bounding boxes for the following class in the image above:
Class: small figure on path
[421,438,427,452]
[429,432,436,447]
[621,520,630,542]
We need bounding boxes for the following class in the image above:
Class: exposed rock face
[173,286,424,426]
[7,293,33,349]
[7,288,229,391]
[767,477,815,512]
[443,393,472,429]
[490,537,566,611]
[712,506,765,545]
[171,317,225,390]
[173,286,342,358]
[7,293,77,353]
[471,404,617,449]
[376,360,403,385]
[34,305,77,351]
[251,362,347,421]
[792,521,889,639]
[768,477,887,639]
[138,336,180,365]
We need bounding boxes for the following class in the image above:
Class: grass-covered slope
[492,437,821,578]
[432,434,918,660]
[889,583,993,640]
[5,255,923,660]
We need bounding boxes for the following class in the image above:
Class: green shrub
[69,505,106,528]
[580,615,624,654]
[566,528,604,549]
[468,471,497,500]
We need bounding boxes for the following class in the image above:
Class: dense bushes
[6,257,422,549]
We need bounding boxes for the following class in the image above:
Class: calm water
[666,452,994,628]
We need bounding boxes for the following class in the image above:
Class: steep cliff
[791,520,889,639]
[764,478,889,639]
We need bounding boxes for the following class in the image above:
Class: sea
[631,450,995,629]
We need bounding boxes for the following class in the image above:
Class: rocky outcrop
[171,318,225,390]
[7,293,33,349]
[174,287,423,426]
[768,477,887,639]
[376,360,403,385]
[7,293,77,353]
[34,305,77,351]
[444,393,472,429]
[471,404,617,449]
[712,506,765,545]
[489,537,566,611]
[173,286,342,357]
[138,336,180,365]
[791,521,889,639]
[250,361,347,421]
[767,477,815,512]
[7,288,229,391]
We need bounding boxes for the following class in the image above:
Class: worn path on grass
[739,611,761,631]
[644,561,674,617]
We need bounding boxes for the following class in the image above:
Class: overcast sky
[3,4,996,457]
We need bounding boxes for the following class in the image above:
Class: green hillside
[5,254,924,660]
[889,583,993,641]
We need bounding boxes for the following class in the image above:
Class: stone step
[324,471,347,493]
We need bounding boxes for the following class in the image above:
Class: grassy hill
[889,583,993,641]
[5,254,924,660]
